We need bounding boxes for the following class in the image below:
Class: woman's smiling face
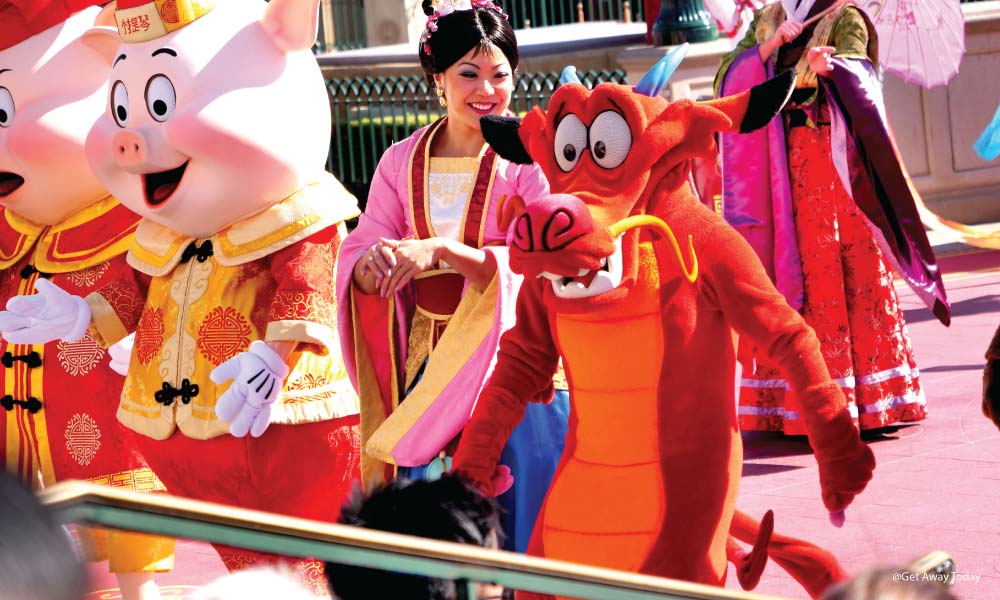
[435,44,513,136]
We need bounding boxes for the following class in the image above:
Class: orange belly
[546,267,665,572]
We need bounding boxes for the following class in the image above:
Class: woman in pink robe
[335,0,569,553]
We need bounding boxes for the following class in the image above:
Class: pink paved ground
[85,249,1000,599]
[724,248,1000,599]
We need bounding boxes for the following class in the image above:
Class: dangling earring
[436,86,448,109]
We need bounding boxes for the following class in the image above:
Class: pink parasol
[856,0,965,88]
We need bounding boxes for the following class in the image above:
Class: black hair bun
[422,0,435,16]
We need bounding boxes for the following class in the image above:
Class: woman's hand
[807,46,835,76]
[759,19,804,61]
[379,237,444,296]
[352,240,398,295]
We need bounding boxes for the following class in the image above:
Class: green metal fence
[505,0,644,29]
[317,0,643,52]
[326,69,628,204]
[41,481,789,600]
[329,0,367,51]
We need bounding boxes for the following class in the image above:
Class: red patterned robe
[716,3,942,433]
[0,198,174,572]
[84,180,361,582]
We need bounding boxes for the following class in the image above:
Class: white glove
[210,341,290,438]
[108,333,135,377]
[0,279,91,345]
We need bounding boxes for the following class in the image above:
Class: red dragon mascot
[452,50,876,599]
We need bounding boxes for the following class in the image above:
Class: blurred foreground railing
[41,481,789,600]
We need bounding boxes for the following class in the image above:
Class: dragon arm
[701,223,874,516]
[453,279,559,496]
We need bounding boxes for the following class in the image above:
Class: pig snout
[112,129,149,172]
[511,193,594,253]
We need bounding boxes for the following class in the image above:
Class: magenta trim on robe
[718,48,804,310]
[822,56,950,325]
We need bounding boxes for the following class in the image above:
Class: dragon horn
[560,65,583,86]
[634,42,690,97]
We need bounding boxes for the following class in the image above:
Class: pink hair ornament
[421,0,507,56]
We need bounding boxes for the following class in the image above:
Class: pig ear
[81,27,121,65]
[260,0,321,53]
[94,2,117,27]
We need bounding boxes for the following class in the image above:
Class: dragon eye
[553,113,587,173]
[589,110,631,170]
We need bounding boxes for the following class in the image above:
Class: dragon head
[483,52,794,305]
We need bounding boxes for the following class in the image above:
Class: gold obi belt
[405,268,466,388]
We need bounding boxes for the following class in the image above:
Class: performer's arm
[829,7,871,61]
[85,270,151,347]
[758,19,802,63]
[379,237,497,293]
[378,162,549,295]
[809,7,871,77]
[350,149,408,295]
[453,280,559,495]
[266,226,343,362]
[701,223,874,517]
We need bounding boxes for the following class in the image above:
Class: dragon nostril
[548,211,573,237]
[543,209,580,251]
[513,214,534,252]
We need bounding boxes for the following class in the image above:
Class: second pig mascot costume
[0,2,175,598]
[0,0,361,589]
[453,56,876,599]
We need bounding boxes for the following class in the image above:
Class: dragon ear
[481,115,533,164]
[703,69,796,133]
[634,43,690,98]
[560,65,583,87]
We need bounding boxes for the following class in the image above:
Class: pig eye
[0,87,13,128]
[144,75,175,122]
[553,113,587,173]
[589,111,631,170]
[111,81,129,127]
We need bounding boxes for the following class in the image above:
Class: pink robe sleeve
[336,136,416,392]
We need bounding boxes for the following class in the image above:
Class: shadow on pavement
[919,363,985,373]
[904,294,1000,324]
[741,462,804,477]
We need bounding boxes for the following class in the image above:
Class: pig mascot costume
[0,0,362,586]
[0,1,175,598]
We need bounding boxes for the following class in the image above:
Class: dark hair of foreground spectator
[0,471,89,600]
[325,475,501,600]
[821,566,959,600]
